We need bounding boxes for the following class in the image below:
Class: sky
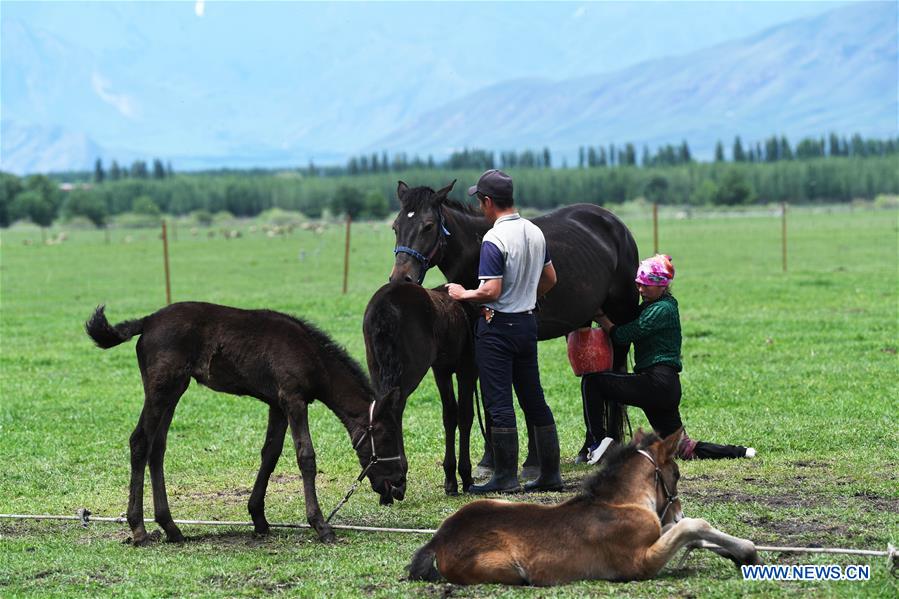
[1,0,865,170]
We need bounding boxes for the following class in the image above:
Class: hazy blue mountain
[0,1,887,173]
[1,120,105,174]
[373,2,898,161]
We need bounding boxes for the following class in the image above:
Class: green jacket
[611,294,682,372]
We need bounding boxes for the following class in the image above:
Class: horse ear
[434,180,456,204]
[658,427,683,461]
[632,428,646,445]
[397,181,409,201]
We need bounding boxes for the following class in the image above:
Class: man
[446,169,560,493]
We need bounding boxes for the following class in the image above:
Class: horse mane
[442,196,483,216]
[262,309,374,399]
[364,298,406,394]
[579,433,661,500]
[400,185,483,217]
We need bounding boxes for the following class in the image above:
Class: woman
[585,254,755,462]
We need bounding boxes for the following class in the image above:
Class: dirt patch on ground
[205,569,304,594]
[270,473,303,484]
[185,528,318,548]
[739,513,852,541]
[683,484,899,515]
[183,487,252,501]
[414,583,457,598]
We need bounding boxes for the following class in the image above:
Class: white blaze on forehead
[407,212,415,218]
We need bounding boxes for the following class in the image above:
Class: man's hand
[446,279,502,302]
[445,283,467,300]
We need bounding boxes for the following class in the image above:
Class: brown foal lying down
[408,429,760,585]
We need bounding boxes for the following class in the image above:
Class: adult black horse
[389,181,641,459]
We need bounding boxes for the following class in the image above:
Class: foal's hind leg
[248,405,288,534]
[434,369,459,495]
[282,397,335,543]
[638,518,760,578]
[128,378,187,546]
[148,394,187,542]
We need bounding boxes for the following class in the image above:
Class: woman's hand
[594,311,614,333]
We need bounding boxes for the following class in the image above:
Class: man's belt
[479,307,534,323]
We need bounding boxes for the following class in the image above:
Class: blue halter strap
[393,210,450,284]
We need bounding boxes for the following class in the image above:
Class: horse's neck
[613,462,658,513]
[440,209,490,288]
[321,361,372,439]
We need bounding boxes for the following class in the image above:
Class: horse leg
[128,381,183,546]
[638,518,760,578]
[434,369,459,495]
[474,404,494,477]
[147,388,187,543]
[456,366,476,492]
[283,398,335,543]
[248,405,288,534]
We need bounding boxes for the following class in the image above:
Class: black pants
[583,364,747,459]
[583,364,684,439]
[475,312,554,429]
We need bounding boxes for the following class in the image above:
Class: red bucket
[567,327,613,376]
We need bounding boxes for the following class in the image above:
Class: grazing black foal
[364,282,478,494]
[86,302,407,544]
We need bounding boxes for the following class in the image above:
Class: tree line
[337,133,897,173]
[1,135,897,229]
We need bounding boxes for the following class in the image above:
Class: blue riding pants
[475,312,555,429]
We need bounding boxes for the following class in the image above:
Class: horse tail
[85,305,146,349]
[406,541,442,582]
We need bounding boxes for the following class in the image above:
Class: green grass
[1,208,897,597]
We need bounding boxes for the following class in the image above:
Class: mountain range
[1,1,895,174]
[374,2,897,161]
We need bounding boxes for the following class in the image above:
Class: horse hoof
[166,531,186,544]
[444,489,459,496]
[473,466,494,478]
[254,524,271,535]
[319,531,337,544]
[130,530,161,547]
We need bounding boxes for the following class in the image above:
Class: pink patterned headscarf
[635,254,675,287]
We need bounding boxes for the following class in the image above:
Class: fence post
[342,214,352,294]
[653,202,659,254]
[781,202,787,273]
[162,219,172,305]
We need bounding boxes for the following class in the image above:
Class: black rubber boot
[468,428,520,494]
[523,424,563,492]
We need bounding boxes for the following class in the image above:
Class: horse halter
[326,400,403,524]
[352,400,403,467]
[637,449,679,522]
[393,209,450,284]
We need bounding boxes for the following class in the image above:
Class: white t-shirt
[478,213,551,313]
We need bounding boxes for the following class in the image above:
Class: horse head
[635,428,684,525]
[356,387,408,505]
[389,180,456,284]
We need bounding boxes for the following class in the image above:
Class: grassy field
[1,207,897,597]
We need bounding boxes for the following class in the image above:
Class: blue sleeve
[478,241,504,279]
